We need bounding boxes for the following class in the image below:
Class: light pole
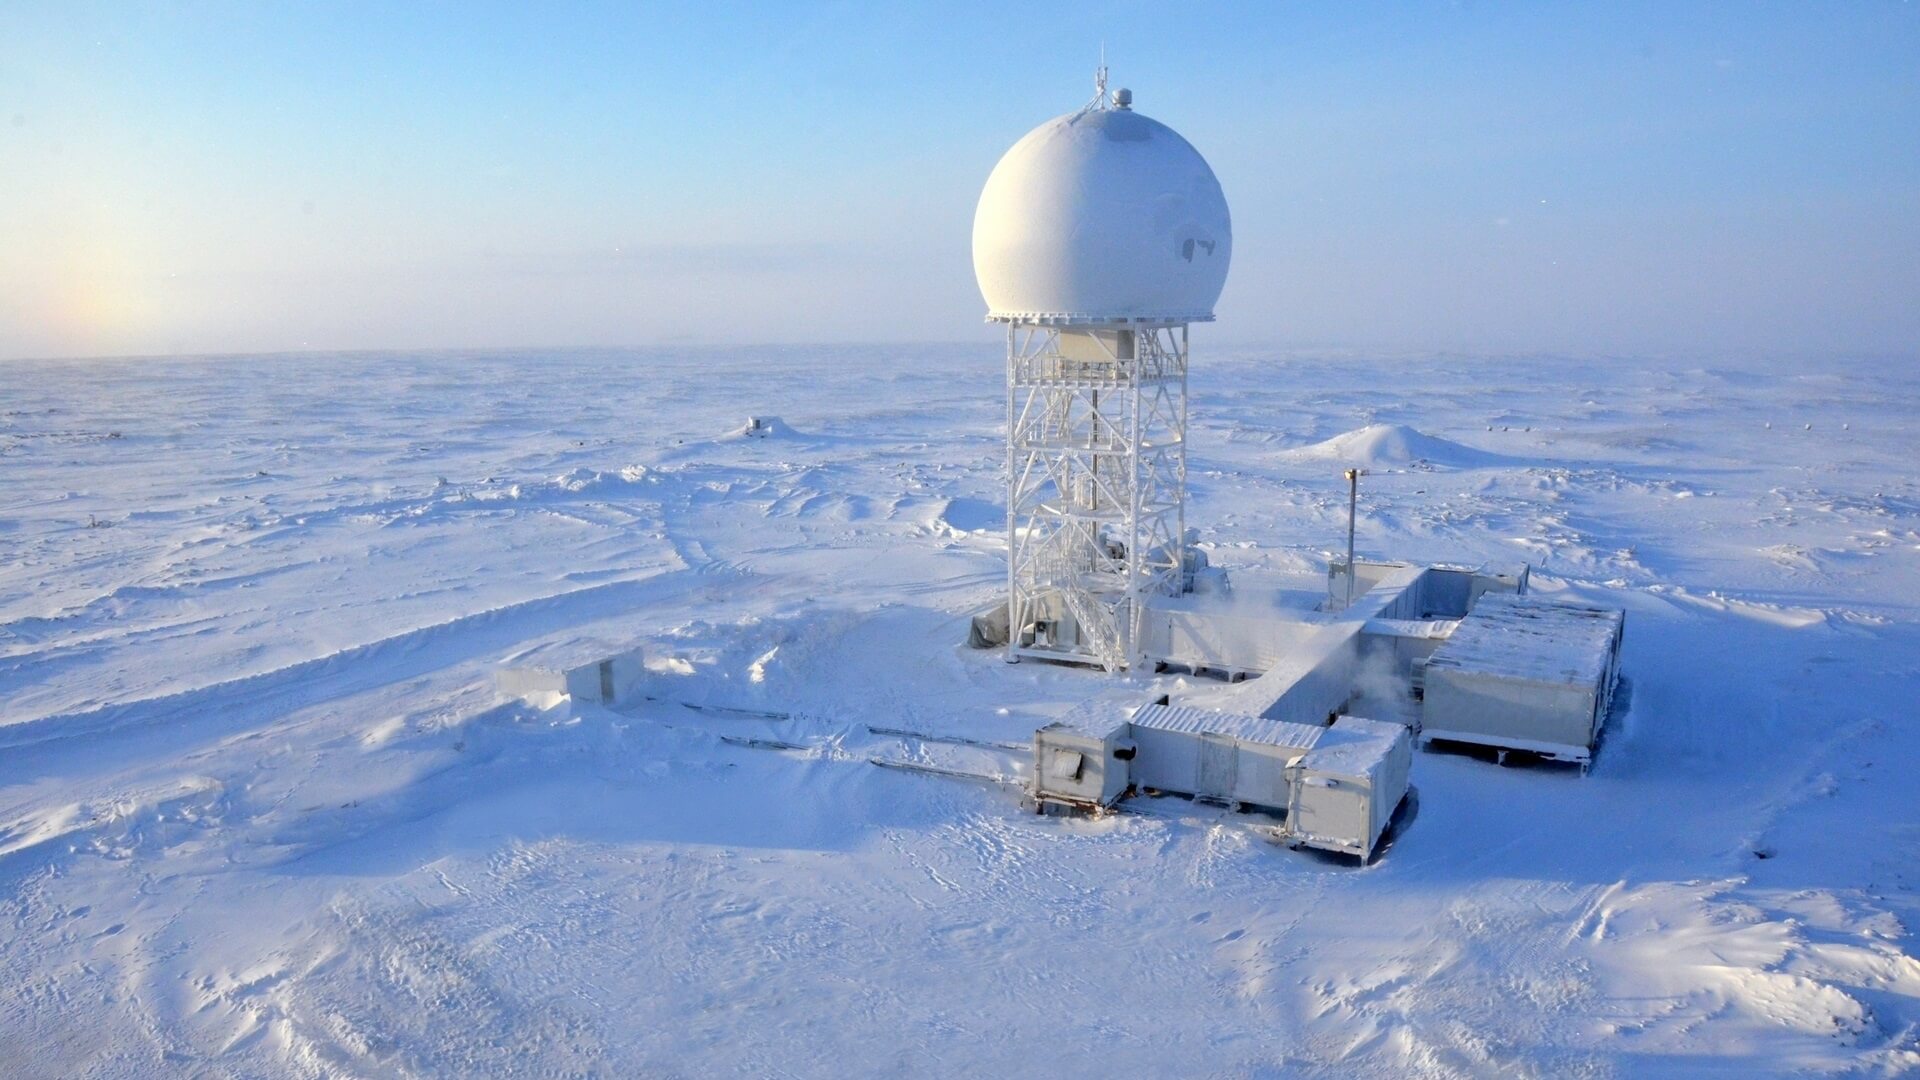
[1344,468,1364,610]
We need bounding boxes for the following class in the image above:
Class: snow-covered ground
[2,346,1916,1077]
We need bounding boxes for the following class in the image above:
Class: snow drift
[1280,423,1508,469]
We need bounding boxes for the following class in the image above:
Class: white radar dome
[973,98,1231,322]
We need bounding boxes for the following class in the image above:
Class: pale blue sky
[2,2,1915,359]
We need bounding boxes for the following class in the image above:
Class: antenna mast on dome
[1076,48,1113,120]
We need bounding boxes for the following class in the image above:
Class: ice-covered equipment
[1283,716,1413,859]
[1128,703,1326,810]
[1420,593,1625,765]
[979,72,1233,671]
[1030,696,1138,812]
[1027,698,1412,861]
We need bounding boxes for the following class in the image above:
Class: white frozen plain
[1,346,1917,1076]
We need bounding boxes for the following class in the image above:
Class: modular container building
[1128,703,1326,810]
[1329,559,1528,618]
[1284,715,1413,860]
[1029,698,1137,812]
[1138,598,1323,679]
[1126,705,1412,860]
[1420,593,1625,764]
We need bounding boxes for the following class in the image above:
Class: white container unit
[1126,705,1411,860]
[1420,593,1625,765]
[1030,698,1137,812]
[1128,704,1325,810]
[1206,620,1365,728]
[1330,559,1528,619]
[496,640,646,707]
[1029,699,1414,858]
[1137,596,1323,679]
[1283,716,1413,860]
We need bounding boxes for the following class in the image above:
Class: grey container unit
[1330,559,1529,618]
[1128,704,1326,811]
[1137,598,1322,680]
[1030,697,1138,812]
[496,639,647,707]
[1419,592,1625,765]
[1283,715,1412,860]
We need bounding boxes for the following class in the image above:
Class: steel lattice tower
[1002,321,1189,670]
[972,75,1229,671]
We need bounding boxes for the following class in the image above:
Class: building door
[1197,733,1237,799]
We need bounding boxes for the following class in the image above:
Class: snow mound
[1281,424,1506,469]
[549,465,652,493]
[937,497,1001,533]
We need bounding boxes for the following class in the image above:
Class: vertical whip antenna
[1074,47,1112,121]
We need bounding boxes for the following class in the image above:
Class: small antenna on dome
[1075,46,1113,121]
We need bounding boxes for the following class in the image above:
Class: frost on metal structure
[1003,321,1189,668]
[1026,698,1413,860]
[973,75,1231,670]
[1420,592,1625,765]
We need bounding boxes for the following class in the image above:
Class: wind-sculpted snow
[1278,423,1513,470]
[0,346,1916,1076]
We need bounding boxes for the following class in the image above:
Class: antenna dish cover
[973,106,1231,322]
